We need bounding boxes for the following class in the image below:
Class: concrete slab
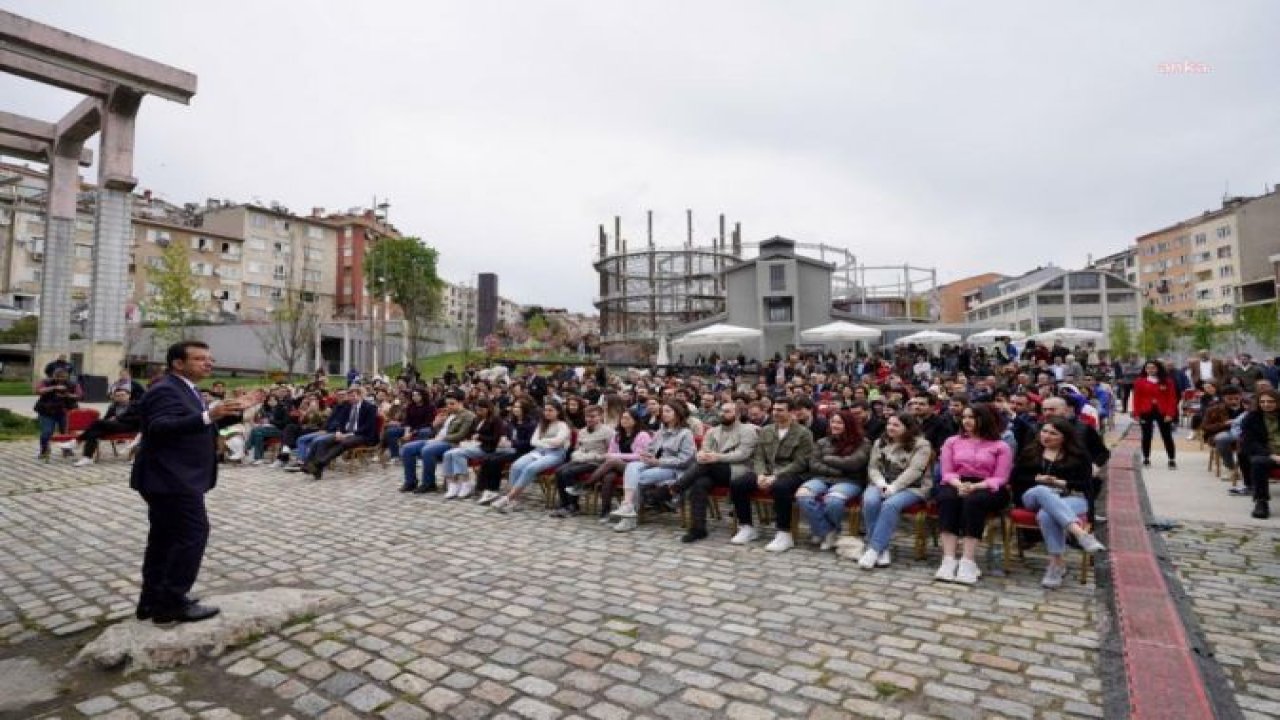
[0,657,63,713]
[75,588,348,673]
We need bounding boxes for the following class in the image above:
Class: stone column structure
[83,88,141,377]
[32,138,82,375]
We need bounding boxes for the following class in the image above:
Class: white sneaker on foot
[456,480,475,499]
[765,532,794,553]
[1041,563,1067,588]
[250,459,264,466]
[443,480,460,500]
[934,556,959,582]
[491,496,510,512]
[857,548,879,570]
[613,518,637,532]
[73,457,94,467]
[270,459,285,469]
[729,526,759,545]
[611,503,637,519]
[955,558,981,585]
[819,530,840,551]
[477,490,499,505]
[876,549,892,567]
[1078,533,1106,554]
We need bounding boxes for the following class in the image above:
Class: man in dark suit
[303,386,378,480]
[131,341,244,624]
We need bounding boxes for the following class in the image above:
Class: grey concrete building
[965,266,1142,345]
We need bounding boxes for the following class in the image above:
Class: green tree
[148,242,203,344]
[1238,302,1280,351]
[1188,311,1217,351]
[363,237,444,369]
[1138,306,1178,358]
[1108,317,1133,359]
[0,315,38,348]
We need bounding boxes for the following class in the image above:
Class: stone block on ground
[74,588,347,673]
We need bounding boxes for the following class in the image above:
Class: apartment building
[936,272,1006,323]
[1136,189,1280,324]
[0,162,96,313]
[1087,247,1138,286]
[199,203,339,322]
[129,218,245,322]
[324,208,402,321]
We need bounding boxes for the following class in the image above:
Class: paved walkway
[1,442,1106,719]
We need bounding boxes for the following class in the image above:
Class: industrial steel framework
[593,211,937,360]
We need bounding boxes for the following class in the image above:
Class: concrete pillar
[341,323,350,376]
[84,88,141,377]
[32,138,81,380]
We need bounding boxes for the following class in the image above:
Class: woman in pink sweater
[935,402,1013,585]
[586,409,653,521]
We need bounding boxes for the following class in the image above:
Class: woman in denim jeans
[439,399,506,500]
[492,400,571,513]
[1010,416,1106,588]
[796,410,870,551]
[610,401,696,532]
[858,413,932,570]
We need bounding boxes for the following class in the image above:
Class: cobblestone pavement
[0,443,1108,719]
[1164,521,1280,720]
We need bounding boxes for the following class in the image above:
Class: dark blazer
[328,401,379,444]
[130,373,218,496]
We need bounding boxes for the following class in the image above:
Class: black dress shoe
[398,485,415,493]
[681,528,708,543]
[312,463,325,480]
[152,603,220,625]
[136,595,201,620]
[1254,501,1270,519]
[413,484,436,494]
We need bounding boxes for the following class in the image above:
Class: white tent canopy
[671,323,763,347]
[894,330,962,346]
[965,328,1027,343]
[1029,327,1105,344]
[800,321,882,342]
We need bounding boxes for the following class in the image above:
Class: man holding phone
[130,341,245,624]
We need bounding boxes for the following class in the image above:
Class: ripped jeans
[796,477,862,539]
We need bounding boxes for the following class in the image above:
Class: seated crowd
[46,342,1151,589]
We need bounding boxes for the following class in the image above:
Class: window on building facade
[304,270,322,283]
[305,247,323,261]
[1105,275,1129,288]
[251,214,267,229]
[763,297,793,323]
[221,242,240,257]
[307,226,323,240]
[1070,273,1100,289]
[1074,317,1103,331]
[1195,233,1207,246]
[1072,293,1101,305]
[1219,265,1234,278]
[247,237,267,251]
[1107,292,1133,304]
[1221,286,1234,298]
[273,265,288,281]
[1017,297,1030,309]
[73,245,92,259]
[1196,289,1211,300]
[769,264,786,291]
[146,256,164,270]
[1038,294,1064,305]
[245,284,262,297]
[1217,246,1232,259]
[1217,226,1232,238]
[1042,278,1064,290]
[72,273,91,287]
[247,261,263,275]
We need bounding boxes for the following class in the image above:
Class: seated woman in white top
[492,400,572,513]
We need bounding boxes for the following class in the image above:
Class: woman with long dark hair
[1132,359,1179,468]
[1240,388,1280,519]
[587,409,653,521]
[857,412,932,570]
[492,400,571,513]
[795,410,871,551]
[1010,416,1106,588]
[439,399,507,500]
[934,402,1013,585]
[610,400,695,532]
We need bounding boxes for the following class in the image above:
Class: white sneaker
[611,503,637,519]
[876,549,892,567]
[443,480,460,500]
[809,533,824,546]
[1041,564,1067,589]
[58,440,76,451]
[250,459,264,466]
[456,480,475,499]
[477,490,499,505]
[765,532,794,553]
[819,531,840,552]
[955,558,981,585]
[730,526,759,545]
[270,460,285,469]
[613,518,637,533]
[73,457,94,467]
[934,556,959,582]
[857,548,879,570]
[491,496,510,512]
[1078,533,1106,554]
[227,453,244,462]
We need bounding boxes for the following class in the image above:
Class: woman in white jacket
[493,400,572,513]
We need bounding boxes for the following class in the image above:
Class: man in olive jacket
[669,401,759,543]
[401,391,475,493]
[727,397,815,552]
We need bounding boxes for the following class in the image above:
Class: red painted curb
[1108,435,1215,719]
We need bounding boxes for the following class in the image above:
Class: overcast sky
[3,0,1278,312]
